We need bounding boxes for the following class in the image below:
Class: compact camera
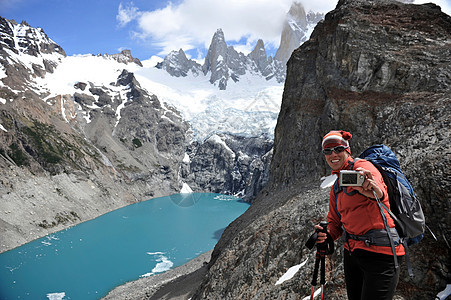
[339,170,365,186]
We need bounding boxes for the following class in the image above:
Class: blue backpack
[359,145,425,244]
[333,144,426,277]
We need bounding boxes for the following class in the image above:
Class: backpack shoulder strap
[333,158,360,219]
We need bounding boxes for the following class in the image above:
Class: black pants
[344,249,402,300]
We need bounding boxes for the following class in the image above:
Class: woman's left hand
[350,167,384,199]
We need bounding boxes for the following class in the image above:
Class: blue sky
[1,0,450,61]
[0,0,169,60]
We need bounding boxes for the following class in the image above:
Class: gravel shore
[102,250,212,300]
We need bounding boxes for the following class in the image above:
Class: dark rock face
[193,1,450,299]
[182,134,273,201]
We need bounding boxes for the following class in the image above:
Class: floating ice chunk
[41,240,52,246]
[152,255,174,273]
[46,292,65,300]
[213,194,238,201]
[146,251,165,255]
[141,252,174,277]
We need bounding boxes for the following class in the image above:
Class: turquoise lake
[0,193,249,299]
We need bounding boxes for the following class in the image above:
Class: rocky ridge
[191,1,451,299]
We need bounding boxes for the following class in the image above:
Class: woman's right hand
[314,224,328,243]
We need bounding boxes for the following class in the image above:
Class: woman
[316,130,404,300]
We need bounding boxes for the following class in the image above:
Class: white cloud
[116,2,141,27]
[117,0,337,56]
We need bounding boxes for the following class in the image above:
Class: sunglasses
[322,146,348,155]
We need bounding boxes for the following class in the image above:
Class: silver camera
[339,170,365,186]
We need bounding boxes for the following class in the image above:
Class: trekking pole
[320,247,326,300]
[310,250,321,300]
[305,221,334,300]
[310,247,327,300]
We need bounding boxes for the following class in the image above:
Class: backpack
[359,145,425,243]
[333,144,426,277]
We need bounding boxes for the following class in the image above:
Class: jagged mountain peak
[251,39,266,53]
[274,1,322,64]
[202,28,229,75]
[0,17,67,90]
[0,17,65,57]
[287,1,307,28]
[155,48,202,77]
[212,28,226,42]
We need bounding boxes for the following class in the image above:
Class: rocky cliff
[193,1,450,299]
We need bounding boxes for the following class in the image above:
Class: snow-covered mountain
[27,50,282,142]
[0,18,65,91]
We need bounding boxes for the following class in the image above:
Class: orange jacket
[327,156,405,256]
